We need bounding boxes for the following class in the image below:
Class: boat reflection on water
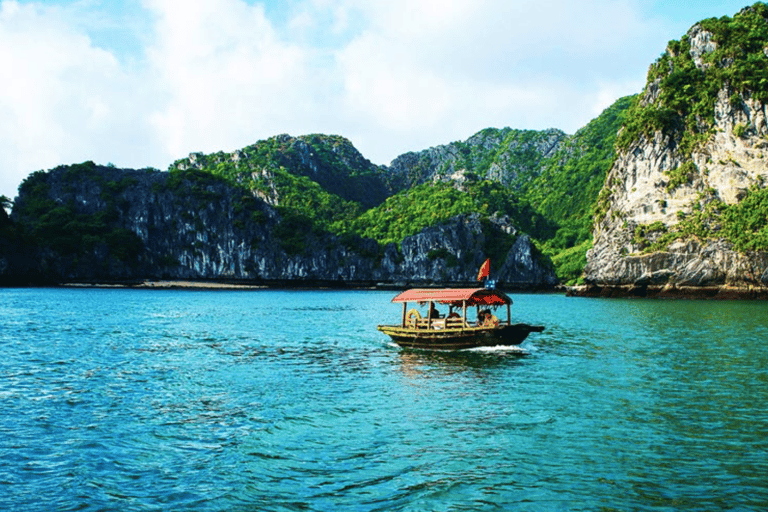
[393,344,530,380]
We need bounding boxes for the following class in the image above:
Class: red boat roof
[391,288,511,306]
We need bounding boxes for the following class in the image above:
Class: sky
[0,0,757,201]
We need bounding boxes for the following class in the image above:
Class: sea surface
[1,288,767,511]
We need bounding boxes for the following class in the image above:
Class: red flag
[476,258,490,281]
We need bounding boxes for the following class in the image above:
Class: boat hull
[377,323,544,350]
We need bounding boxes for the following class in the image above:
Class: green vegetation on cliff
[632,184,768,254]
[170,134,389,238]
[359,98,631,284]
[343,183,475,246]
[13,162,145,271]
[391,128,566,191]
[617,2,768,153]
[526,96,633,230]
[609,3,768,257]
[721,184,768,251]
[522,96,633,283]
[343,180,553,247]
[447,128,562,187]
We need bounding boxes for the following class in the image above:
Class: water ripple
[2,290,768,510]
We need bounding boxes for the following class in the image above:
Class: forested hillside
[523,96,634,282]
[171,134,389,233]
[150,98,631,285]
[347,98,632,283]
[386,128,567,191]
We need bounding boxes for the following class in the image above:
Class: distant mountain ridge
[386,127,567,191]
[173,133,390,209]
[159,106,628,266]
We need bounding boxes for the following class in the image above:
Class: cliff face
[583,6,768,297]
[391,213,556,288]
[7,163,555,287]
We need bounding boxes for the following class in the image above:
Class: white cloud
[0,0,721,200]
[0,0,162,200]
[332,0,661,157]
[144,0,332,158]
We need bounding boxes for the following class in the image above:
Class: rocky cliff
[4,162,555,288]
[118,104,630,288]
[581,5,768,298]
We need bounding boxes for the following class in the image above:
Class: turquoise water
[1,288,767,511]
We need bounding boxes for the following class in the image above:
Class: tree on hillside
[0,195,11,218]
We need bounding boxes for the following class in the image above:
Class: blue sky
[0,0,758,200]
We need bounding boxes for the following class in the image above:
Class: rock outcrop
[581,7,768,298]
[392,213,556,288]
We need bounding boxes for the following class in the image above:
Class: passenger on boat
[446,311,460,328]
[427,304,444,329]
[479,309,499,327]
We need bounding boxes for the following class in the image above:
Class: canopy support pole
[402,302,407,327]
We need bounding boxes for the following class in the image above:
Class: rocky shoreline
[50,281,768,298]
[568,283,768,300]
[61,279,558,291]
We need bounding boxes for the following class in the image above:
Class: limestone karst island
[3,4,768,298]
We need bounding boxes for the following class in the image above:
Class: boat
[377,287,544,350]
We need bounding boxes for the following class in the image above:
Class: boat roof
[391,288,511,306]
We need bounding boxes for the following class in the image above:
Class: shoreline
[60,280,388,291]
[65,280,271,290]
[7,280,768,298]
[567,283,768,300]
[40,279,561,292]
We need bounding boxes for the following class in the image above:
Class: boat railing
[445,317,470,329]
[407,317,473,330]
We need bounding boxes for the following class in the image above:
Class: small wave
[285,305,352,312]
[465,345,528,354]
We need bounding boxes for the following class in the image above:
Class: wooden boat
[377,288,544,350]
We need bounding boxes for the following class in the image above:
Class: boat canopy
[390,288,511,306]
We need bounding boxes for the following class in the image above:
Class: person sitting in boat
[479,309,499,327]
[428,303,441,319]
